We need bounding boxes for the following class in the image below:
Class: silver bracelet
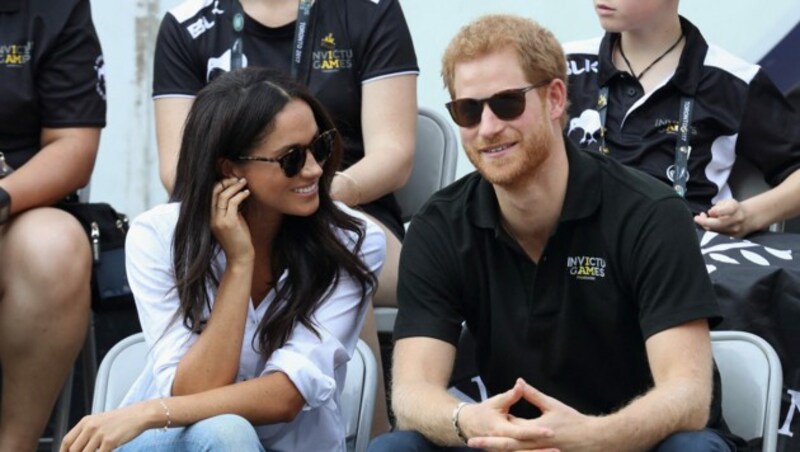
[158,398,172,432]
[450,401,470,445]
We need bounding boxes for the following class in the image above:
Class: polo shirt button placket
[626,87,637,97]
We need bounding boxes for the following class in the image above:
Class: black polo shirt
[0,0,106,170]
[395,139,723,423]
[153,0,418,237]
[564,16,800,215]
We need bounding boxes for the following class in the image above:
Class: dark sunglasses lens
[280,147,306,177]
[312,132,334,163]
[449,99,482,127]
[488,91,526,120]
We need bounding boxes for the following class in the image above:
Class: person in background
[61,67,385,452]
[0,0,105,450]
[370,14,743,452]
[565,0,800,237]
[152,0,418,432]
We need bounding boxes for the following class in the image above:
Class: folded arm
[467,319,714,451]
[154,97,193,194]
[696,168,800,236]
[331,74,417,206]
[0,127,98,214]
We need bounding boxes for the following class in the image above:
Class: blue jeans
[368,429,734,452]
[116,414,266,452]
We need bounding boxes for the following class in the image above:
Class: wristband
[451,401,470,445]
[0,187,10,225]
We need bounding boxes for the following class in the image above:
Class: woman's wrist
[333,171,362,206]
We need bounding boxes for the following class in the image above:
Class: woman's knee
[186,414,263,451]
[2,208,91,290]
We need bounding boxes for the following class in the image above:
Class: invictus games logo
[566,255,607,280]
[312,32,352,72]
[0,41,33,67]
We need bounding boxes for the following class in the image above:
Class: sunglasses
[445,80,551,128]
[237,129,337,177]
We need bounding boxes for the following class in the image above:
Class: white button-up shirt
[120,202,385,451]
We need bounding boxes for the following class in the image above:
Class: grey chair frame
[711,330,783,452]
[90,333,377,452]
[394,106,459,224]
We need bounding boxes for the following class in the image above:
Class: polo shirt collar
[0,0,22,13]
[598,16,708,97]
[467,137,602,233]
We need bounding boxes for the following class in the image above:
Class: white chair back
[711,330,783,452]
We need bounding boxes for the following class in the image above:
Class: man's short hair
[441,14,567,101]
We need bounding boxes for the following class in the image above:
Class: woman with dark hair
[60,67,384,452]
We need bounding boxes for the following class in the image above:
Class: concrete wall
[88,0,800,216]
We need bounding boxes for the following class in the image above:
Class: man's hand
[458,379,557,451]
[467,379,600,452]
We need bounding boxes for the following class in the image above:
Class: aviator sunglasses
[237,129,337,177]
[445,80,551,128]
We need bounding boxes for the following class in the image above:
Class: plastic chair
[376,106,459,333]
[711,330,783,452]
[91,333,377,452]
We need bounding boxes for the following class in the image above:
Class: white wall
[88,0,800,216]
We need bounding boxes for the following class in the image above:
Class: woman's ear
[218,158,241,179]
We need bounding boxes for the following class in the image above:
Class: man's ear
[546,78,567,122]
[218,158,242,179]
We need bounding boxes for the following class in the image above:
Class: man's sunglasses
[237,129,337,177]
[445,80,551,128]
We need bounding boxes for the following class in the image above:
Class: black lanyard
[231,0,315,82]
[596,86,694,197]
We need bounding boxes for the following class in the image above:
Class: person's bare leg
[358,214,403,437]
[0,209,91,452]
[371,223,401,309]
[359,304,391,438]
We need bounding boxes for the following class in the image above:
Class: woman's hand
[210,177,253,264]
[59,401,161,452]
[694,198,755,237]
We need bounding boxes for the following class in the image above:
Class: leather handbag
[59,202,134,311]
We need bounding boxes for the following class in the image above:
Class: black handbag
[59,202,134,311]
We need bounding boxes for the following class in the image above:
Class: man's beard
[466,119,553,187]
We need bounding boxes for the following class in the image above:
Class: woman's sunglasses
[445,80,550,128]
[237,129,337,177]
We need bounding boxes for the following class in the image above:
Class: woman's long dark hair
[171,67,376,359]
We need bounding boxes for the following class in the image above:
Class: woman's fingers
[212,177,247,211]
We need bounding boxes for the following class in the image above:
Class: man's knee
[655,429,734,452]
[368,431,477,452]
[369,431,433,452]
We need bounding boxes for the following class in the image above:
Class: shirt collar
[598,16,708,96]
[0,0,22,13]
[467,137,602,233]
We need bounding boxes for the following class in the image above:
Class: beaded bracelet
[451,401,470,445]
[158,398,172,432]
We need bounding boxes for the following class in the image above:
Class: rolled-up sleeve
[125,205,199,397]
[261,209,386,408]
